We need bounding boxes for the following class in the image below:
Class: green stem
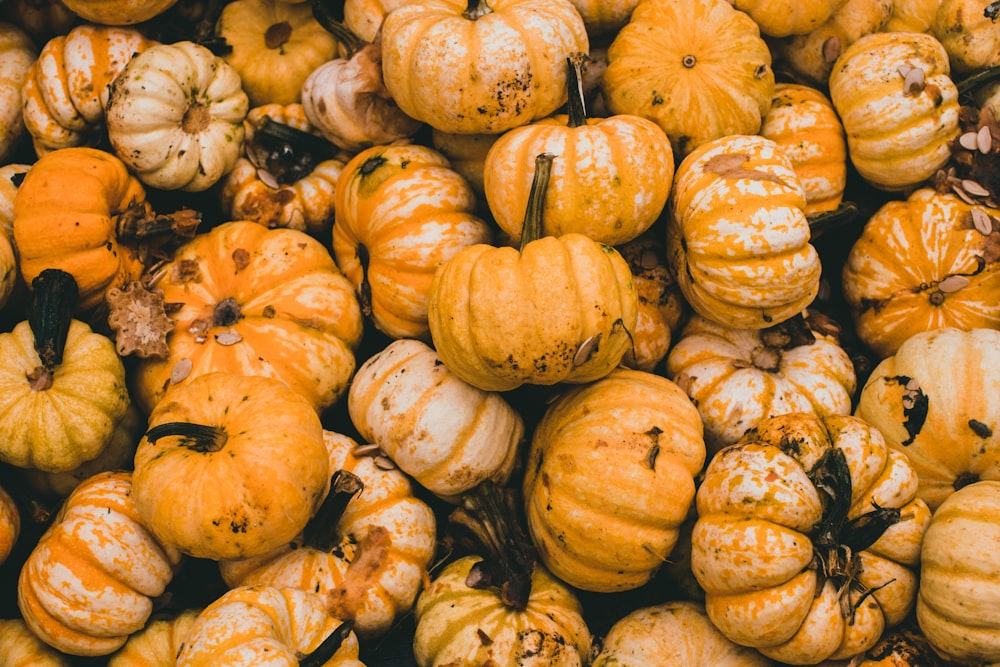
[519,153,555,251]
[144,423,228,453]
[302,470,364,552]
[565,53,589,128]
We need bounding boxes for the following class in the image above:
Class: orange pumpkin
[58,0,177,24]
[0,22,36,162]
[733,0,848,37]
[0,483,18,566]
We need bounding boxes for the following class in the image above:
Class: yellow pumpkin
[430,129,501,201]
[380,0,589,134]
[566,0,642,36]
[0,163,28,311]
[854,327,1000,510]
[0,22,36,162]
[885,0,942,32]
[666,133,821,330]
[107,609,201,667]
[0,482,18,566]
[17,470,184,656]
[58,0,178,24]
[692,413,932,664]
[828,30,961,191]
[602,0,774,157]
[932,0,1000,74]
[814,623,949,666]
[733,0,848,37]
[0,215,15,312]
[343,0,409,43]
[0,618,73,666]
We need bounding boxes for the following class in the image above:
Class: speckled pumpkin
[932,0,1000,74]
[0,22,36,162]
[107,610,201,667]
[733,0,847,37]
[0,618,73,666]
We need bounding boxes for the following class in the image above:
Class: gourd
[691,413,932,664]
[931,0,1000,74]
[105,40,249,192]
[885,0,942,31]
[733,0,848,37]
[107,609,201,667]
[379,0,590,134]
[58,0,178,24]
[854,327,1000,510]
[348,338,523,501]
[0,618,73,666]
[0,163,28,311]
[343,0,409,43]
[565,0,642,36]
[0,22,36,162]
[132,372,331,561]
[17,470,184,656]
[602,0,774,157]
[0,483,18,566]
[523,368,706,592]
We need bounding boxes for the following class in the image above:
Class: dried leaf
[937,275,970,292]
[106,281,174,359]
[327,526,392,621]
[704,153,788,187]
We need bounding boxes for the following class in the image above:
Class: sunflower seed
[938,275,970,292]
[351,443,382,458]
[257,169,280,189]
[959,131,980,151]
[897,63,913,78]
[215,329,243,345]
[822,36,841,63]
[903,67,925,95]
[963,180,991,197]
[905,377,920,391]
[640,250,659,270]
[373,455,396,470]
[170,358,193,384]
[952,184,976,204]
[573,333,602,367]
[978,125,993,154]
[972,207,994,235]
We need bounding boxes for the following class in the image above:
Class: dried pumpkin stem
[565,52,589,129]
[299,621,354,667]
[309,0,365,55]
[144,422,228,453]
[116,201,201,241]
[254,115,339,184]
[519,153,556,251]
[957,63,1000,99]
[28,269,78,374]
[463,0,493,20]
[807,201,859,239]
[302,470,365,552]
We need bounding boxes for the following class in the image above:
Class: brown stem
[302,470,365,552]
[116,201,201,241]
[213,297,243,328]
[807,201,859,239]
[957,63,1000,99]
[299,621,354,667]
[519,153,556,251]
[144,422,228,453]
[565,53,589,129]
[309,0,366,55]
[356,245,373,319]
[28,269,78,371]
[463,0,493,20]
[253,115,339,184]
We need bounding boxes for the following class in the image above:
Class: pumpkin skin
[602,0,774,157]
[0,483,18,566]
[218,430,438,638]
[841,188,1000,359]
[175,585,364,667]
[592,601,776,667]
[855,327,1000,511]
[916,480,1000,664]
[412,555,592,667]
[0,22,36,162]
[132,220,363,416]
[666,313,857,454]
[692,413,932,664]
[58,0,177,24]
[21,24,153,155]
[932,0,1000,74]
[733,0,847,37]
[12,146,147,313]
[828,30,960,192]
[0,618,73,666]
[759,83,848,214]
[132,372,331,561]
[107,609,201,667]
[215,0,339,107]
[17,470,184,657]
[105,40,249,192]
[523,368,706,592]
[380,0,590,134]
[332,143,492,341]
[347,338,523,501]
[666,133,822,330]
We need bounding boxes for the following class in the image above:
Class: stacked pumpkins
[0,0,998,665]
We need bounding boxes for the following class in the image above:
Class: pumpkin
[691,412,932,664]
[175,585,363,667]
[818,624,950,666]
[17,470,184,656]
[430,128,501,201]
[733,0,847,37]
[107,609,201,667]
[1,0,76,42]
[21,24,153,155]
[667,312,857,454]
[932,0,1000,74]
[347,338,523,500]
[131,220,363,416]
[0,214,15,311]
[105,40,249,192]
[219,103,348,237]
[566,0,642,36]
[0,618,73,666]
[759,83,848,214]
[132,371,331,561]
[916,480,1000,664]
[0,161,28,239]
[483,52,674,247]
[332,143,492,341]
[592,601,775,666]
[0,22,36,162]
[828,30,961,191]
[214,0,339,107]
[218,430,438,638]
[854,327,1000,510]
[380,0,589,134]
[343,0,409,43]
[885,0,942,32]
[602,0,774,157]
[0,482,18,566]
[58,0,177,24]
[427,153,638,392]
[666,133,822,330]
[0,269,130,472]
[841,188,1000,359]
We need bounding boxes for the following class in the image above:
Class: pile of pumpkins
[0,0,999,664]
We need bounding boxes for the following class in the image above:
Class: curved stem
[144,422,228,453]
[299,621,354,667]
[302,470,364,552]
[519,153,556,251]
[463,0,493,20]
[28,269,78,371]
[957,63,1000,99]
[807,201,859,239]
[309,0,366,55]
[565,53,589,128]
[254,116,339,184]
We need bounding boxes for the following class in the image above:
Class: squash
[17,470,184,657]
[666,133,821,330]
[343,0,409,43]
[841,188,1000,359]
[131,220,363,416]
[430,128,501,201]
[0,269,130,472]
[0,22,36,162]
[218,430,438,638]
[602,0,774,157]
[107,609,201,667]
[348,338,523,500]
[380,0,589,134]
[427,153,638,392]
[666,312,857,454]
[734,0,848,37]
[759,83,848,214]
[219,103,348,237]
[523,368,706,592]
[828,30,961,191]
[21,24,153,155]
[592,601,775,666]
[132,371,331,561]
[0,162,28,311]
[932,0,1000,74]
[58,0,178,24]
[0,215,15,312]
[0,482,18,566]
[0,618,73,666]
[105,40,249,192]
[1,0,76,43]
[692,412,932,664]
[885,0,942,32]
[176,585,364,666]
[566,0,642,36]
[854,327,1000,510]
[332,143,492,341]
[916,480,1000,664]
[483,52,674,247]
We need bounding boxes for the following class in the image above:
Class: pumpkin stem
[809,447,853,551]
[252,115,339,185]
[449,480,536,611]
[309,0,366,55]
[299,621,354,667]
[807,201,859,239]
[212,297,243,328]
[519,153,556,251]
[463,0,493,20]
[565,53,589,129]
[953,471,980,491]
[116,201,201,242]
[356,244,373,319]
[28,269,78,378]
[840,502,902,553]
[144,422,228,453]
[988,1,1000,20]
[957,63,1000,100]
[302,470,365,552]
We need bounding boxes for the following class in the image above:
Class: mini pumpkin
[931,0,1000,74]
[733,0,847,37]
[0,618,73,666]
[58,0,178,24]
[0,22,36,162]
[0,482,18,566]
[566,0,642,36]
[343,0,409,42]
[884,0,942,32]
[107,609,201,667]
